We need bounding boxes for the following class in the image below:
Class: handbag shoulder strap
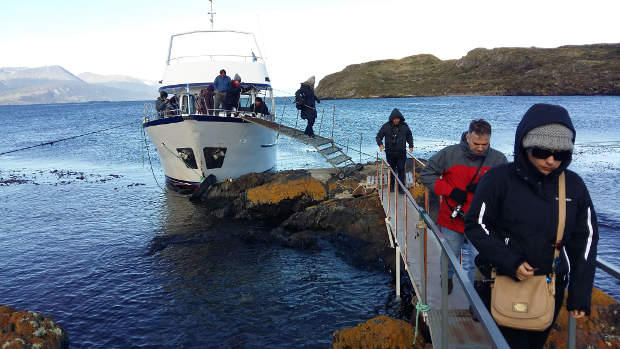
[553,172,566,262]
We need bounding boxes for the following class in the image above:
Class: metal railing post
[405,194,408,264]
[318,108,325,136]
[568,316,576,349]
[331,105,335,141]
[441,249,449,349]
[412,153,416,192]
[359,132,363,164]
[387,166,391,215]
[396,245,401,300]
[418,218,427,304]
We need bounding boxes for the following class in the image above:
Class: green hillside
[315,44,620,99]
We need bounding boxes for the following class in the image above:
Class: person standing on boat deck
[155,91,169,117]
[295,76,320,139]
[464,104,598,348]
[419,119,507,293]
[224,74,253,112]
[376,108,413,194]
[213,69,231,114]
[250,97,270,115]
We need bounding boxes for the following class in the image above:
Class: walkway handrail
[377,152,510,349]
[389,151,620,349]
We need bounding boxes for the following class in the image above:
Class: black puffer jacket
[224,81,252,109]
[295,84,319,120]
[465,104,599,315]
[375,109,413,154]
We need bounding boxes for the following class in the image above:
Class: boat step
[319,146,341,156]
[329,154,351,165]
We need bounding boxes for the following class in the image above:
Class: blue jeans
[440,227,478,285]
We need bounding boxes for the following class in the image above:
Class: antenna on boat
[208,0,215,30]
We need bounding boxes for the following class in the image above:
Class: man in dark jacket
[224,74,252,112]
[420,119,507,292]
[250,97,270,115]
[295,76,320,138]
[376,108,414,193]
[155,91,169,117]
[465,104,598,348]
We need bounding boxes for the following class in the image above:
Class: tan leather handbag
[490,172,566,331]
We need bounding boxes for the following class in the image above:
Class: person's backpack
[294,89,304,110]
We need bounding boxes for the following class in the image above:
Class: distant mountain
[315,44,620,99]
[78,72,158,99]
[0,66,158,105]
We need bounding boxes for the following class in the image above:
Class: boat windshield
[167,31,263,65]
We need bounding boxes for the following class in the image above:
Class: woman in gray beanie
[465,103,598,348]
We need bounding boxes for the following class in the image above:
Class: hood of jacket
[388,108,405,122]
[514,103,576,180]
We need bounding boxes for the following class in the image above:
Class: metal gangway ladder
[241,114,355,172]
[370,152,620,349]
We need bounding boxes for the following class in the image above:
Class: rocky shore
[0,306,68,349]
[190,166,400,270]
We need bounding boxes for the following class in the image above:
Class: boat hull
[144,115,276,188]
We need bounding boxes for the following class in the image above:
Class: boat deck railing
[373,152,620,349]
[143,103,275,123]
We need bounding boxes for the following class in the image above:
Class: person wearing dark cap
[420,119,507,293]
[465,104,598,348]
[376,108,414,194]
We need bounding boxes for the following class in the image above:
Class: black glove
[466,182,477,193]
[449,188,467,204]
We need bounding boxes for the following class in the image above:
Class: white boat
[142,30,277,190]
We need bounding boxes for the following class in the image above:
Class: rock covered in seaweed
[330,315,427,349]
[545,288,620,348]
[0,305,68,349]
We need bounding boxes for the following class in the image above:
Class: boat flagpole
[208,0,215,30]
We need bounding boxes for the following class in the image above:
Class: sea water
[0,96,618,347]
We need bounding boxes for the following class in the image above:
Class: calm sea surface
[0,96,618,347]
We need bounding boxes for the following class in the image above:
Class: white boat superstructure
[142,30,277,190]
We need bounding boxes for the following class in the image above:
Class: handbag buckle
[512,302,528,313]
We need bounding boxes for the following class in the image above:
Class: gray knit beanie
[522,123,574,151]
[234,73,241,82]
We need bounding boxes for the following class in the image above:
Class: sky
[1,0,618,93]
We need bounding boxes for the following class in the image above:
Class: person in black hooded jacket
[376,108,413,192]
[295,76,320,138]
[465,103,598,348]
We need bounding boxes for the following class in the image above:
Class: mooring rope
[0,121,136,156]
[413,300,430,344]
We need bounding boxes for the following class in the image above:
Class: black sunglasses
[530,148,572,161]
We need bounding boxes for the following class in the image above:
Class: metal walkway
[369,155,508,349]
[240,115,354,169]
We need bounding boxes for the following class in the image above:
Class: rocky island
[315,43,620,99]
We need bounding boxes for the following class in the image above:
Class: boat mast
[208,0,215,30]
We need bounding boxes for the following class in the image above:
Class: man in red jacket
[420,119,507,293]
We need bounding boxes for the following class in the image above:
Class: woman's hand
[570,310,585,319]
[516,262,535,281]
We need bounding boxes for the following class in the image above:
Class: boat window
[188,94,196,114]
[176,148,198,169]
[181,95,189,114]
[203,147,227,169]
